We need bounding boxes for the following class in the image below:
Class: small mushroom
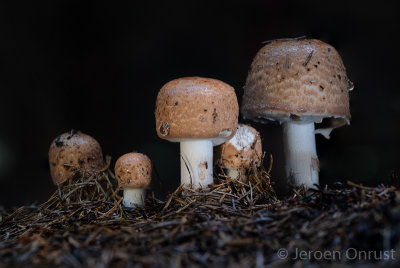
[114,153,152,208]
[48,130,104,184]
[155,77,239,188]
[215,124,262,180]
[242,39,352,188]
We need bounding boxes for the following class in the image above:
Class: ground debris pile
[1,165,400,267]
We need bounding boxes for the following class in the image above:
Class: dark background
[1,0,399,207]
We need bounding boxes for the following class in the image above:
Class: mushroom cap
[155,77,239,146]
[49,130,105,184]
[114,153,152,189]
[242,39,352,129]
[215,124,262,169]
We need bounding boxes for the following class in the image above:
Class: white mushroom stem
[180,139,213,188]
[282,122,319,189]
[123,188,145,208]
[226,168,245,181]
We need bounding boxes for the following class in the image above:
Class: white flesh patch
[229,125,255,151]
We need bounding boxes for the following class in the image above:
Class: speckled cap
[114,153,152,189]
[242,39,352,129]
[49,130,105,184]
[155,77,239,146]
[215,124,262,169]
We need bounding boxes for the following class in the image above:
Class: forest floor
[1,160,400,267]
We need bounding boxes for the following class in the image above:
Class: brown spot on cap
[159,122,170,136]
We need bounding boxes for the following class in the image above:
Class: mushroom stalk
[123,189,145,207]
[180,140,213,188]
[282,122,319,188]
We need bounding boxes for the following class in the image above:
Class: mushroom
[214,124,262,180]
[155,77,239,188]
[241,39,352,188]
[49,130,105,184]
[114,152,152,208]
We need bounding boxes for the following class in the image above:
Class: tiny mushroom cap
[155,77,239,187]
[114,152,152,208]
[241,38,352,188]
[49,130,104,184]
[114,153,152,189]
[242,38,352,136]
[215,124,262,170]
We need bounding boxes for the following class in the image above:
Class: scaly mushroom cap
[114,153,152,189]
[242,39,352,129]
[215,124,262,169]
[49,130,104,184]
[155,77,239,145]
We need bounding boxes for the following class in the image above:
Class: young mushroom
[155,77,239,188]
[241,38,352,189]
[114,153,152,208]
[215,124,262,180]
[48,130,105,184]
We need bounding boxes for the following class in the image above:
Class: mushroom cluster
[49,130,152,208]
[48,38,352,208]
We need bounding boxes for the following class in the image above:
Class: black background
[1,0,399,207]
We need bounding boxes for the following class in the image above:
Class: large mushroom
[242,39,353,188]
[48,130,105,184]
[155,77,239,188]
[214,124,262,181]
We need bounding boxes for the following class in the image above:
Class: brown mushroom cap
[48,130,105,184]
[155,77,239,145]
[114,153,152,189]
[242,39,352,129]
[215,124,262,169]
